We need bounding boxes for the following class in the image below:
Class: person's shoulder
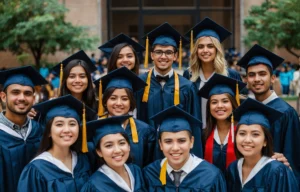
[268,97,297,114]
[139,71,150,80]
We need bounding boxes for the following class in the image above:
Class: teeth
[171,154,181,157]
[113,155,123,160]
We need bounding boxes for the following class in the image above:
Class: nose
[62,124,71,133]
[254,74,261,82]
[114,144,122,153]
[171,142,180,151]
[216,102,223,108]
[18,93,25,101]
[116,98,122,105]
[203,46,208,52]
[244,134,252,143]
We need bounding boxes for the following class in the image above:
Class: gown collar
[214,126,229,145]
[99,164,135,192]
[0,120,32,140]
[153,68,174,78]
[261,91,278,104]
[32,151,78,175]
[238,156,274,187]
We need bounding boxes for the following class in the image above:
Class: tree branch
[285,45,300,59]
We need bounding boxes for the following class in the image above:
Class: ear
[270,74,276,84]
[173,51,178,61]
[159,139,163,151]
[150,51,155,61]
[0,91,7,103]
[190,136,194,149]
[96,148,103,158]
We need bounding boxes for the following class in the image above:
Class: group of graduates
[0,17,300,192]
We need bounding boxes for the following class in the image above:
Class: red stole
[204,126,236,168]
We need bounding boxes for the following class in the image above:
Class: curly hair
[189,36,228,82]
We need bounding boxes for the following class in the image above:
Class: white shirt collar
[214,126,229,145]
[261,91,278,104]
[162,154,203,183]
[153,68,174,78]
[99,164,135,192]
[238,156,274,187]
[32,151,78,175]
[199,68,215,83]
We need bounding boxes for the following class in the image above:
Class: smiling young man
[143,106,226,191]
[237,44,300,186]
[0,66,48,192]
[135,23,202,158]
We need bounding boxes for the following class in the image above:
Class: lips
[60,135,73,141]
[112,154,124,161]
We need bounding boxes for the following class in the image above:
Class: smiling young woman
[226,98,299,191]
[81,116,147,192]
[17,95,96,192]
[198,73,246,174]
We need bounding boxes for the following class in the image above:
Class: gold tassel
[142,68,153,103]
[129,117,138,143]
[82,103,88,153]
[190,30,194,55]
[159,159,168,185]
[98,80,104,116]
[231,113,234,142]
[174,72,180,105]
[179,37,182,70]
[59,63,63,95]
[235,82,240,106]
[144,36,149,69]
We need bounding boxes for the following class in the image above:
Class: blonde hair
[189,36,228,82]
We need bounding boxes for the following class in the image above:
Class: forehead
[119,46,134,54]
[6,84,34,92]
[111,88,128,96]
[238,124,264,132]
[100,133,125,144]
[198,36,213,44]
[69,65,86,74]
[161,131,190,139]
[247,64,270,73]
[153,45,175,51]
[210,93,230,100]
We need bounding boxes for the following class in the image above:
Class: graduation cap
[94,67,147,116]
[237,44,284,70]
[150,105,201,133]
[185,17,232,53]
[198,73,246,105]
[142,22,189,69]
[150,105,201,186]
[0,66,48,90]
[98,33,145,54]
[234,98,283,129]
[52,50,97,92]
[86,115,131,146]
[33,94,97,153]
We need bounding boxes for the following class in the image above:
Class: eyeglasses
[152,50,175,57]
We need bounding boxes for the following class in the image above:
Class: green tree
[0,0,98,69]
[244,0,300,58]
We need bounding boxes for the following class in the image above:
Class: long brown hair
[107,43,140,74]
[36,118,81,156]
[59,59,97,110]
[234,124,274,159]
[204,93,238,141]
[102,87,136,113]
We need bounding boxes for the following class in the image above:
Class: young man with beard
[135,23,202,159]
[237,44,300,187]
[0,66,47,192]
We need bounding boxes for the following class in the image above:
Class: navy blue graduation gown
[226,160,299,191]
[135,71,203,158]
[211,140,228,174]
[0,120,42,192]
[125,118,156,168]
[18,153,91,192]
[266,97,300,185]
[183,68,242,126]
[143,159,226,192]
[81,163,147,192]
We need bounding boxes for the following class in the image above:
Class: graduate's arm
[211,171,227,192]
[80,181,99,192]
[17,164,47,192]
[0,146,5,192]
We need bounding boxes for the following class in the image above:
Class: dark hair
[36,118,81,156]
[151,44,178,53]
[158,130,192,141]
[59,59,97,110]
[204,93,238,141]
[107,43,140,74]
[234,124,274,159]
[96,132,132,167]
[102,87,136,113]
[246,64,273,75]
